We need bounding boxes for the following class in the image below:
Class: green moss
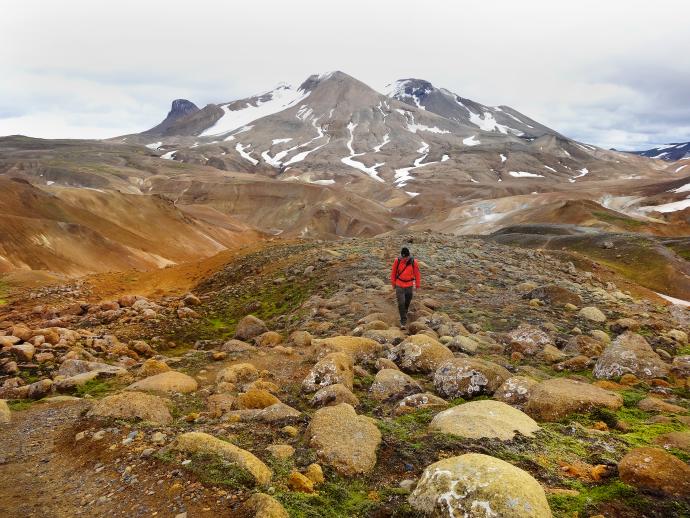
[74,379,116,398]
[182,453,256,489]
[620,388,646,408]
[376,409,435,448]
[547,480,639,517]
[592,211,645,229]
[7,400,32,411]
[275,478,378,518]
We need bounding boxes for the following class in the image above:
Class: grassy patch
[548,480,639,517]
[275,478,379,518]
[74,379,116,398]
[179,453,256,489]
[8,400,32,411]
[592,211,645,229]
[376,409,435,449]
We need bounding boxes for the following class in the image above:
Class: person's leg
[395,286,407,325]
[404,287,413,318]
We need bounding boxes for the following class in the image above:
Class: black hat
[400,247,410,257]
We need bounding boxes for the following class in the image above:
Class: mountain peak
[168,99,199,119]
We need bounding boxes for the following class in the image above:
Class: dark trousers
[395,286,414,324]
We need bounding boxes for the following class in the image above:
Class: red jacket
[391,257,421,288]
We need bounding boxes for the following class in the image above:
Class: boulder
[370,369,423,401]
[579,306,607,323]
[387,334,453,374]
[654,431,690,452]
[216,363,259,384]
[593,332,670,380]
[126,371,198,394]
[311,384,360,408]
[433,357,511,399]
[87,391,172,424]
[207,393,236,417]
[138,358,171,377]
[172,431,272,486]
[255,331,283,347]
[525,378,623,421]
[618,447,690,497]
[409,453,552,517]
[235,389,280,409]
[429,400,540,440]
[525,285,582,306]
[0,399,10,424]
[288,330,312,347]
[507,324,552,355]
[307,403,381,475]
[58,359,126,378]
[10,343,34,362]
[563,335,604,357]
[538,344,566,363]
[26,379,53,399]
[394,392,449,416]
[237,493,288,518]
[610,318,640,334]
[302,352,353,392]
[494,376,538,409]
[447,335,479,354]
[313,336,383,362]
[234,315,268,341]
[671,355,690,380]
[637,397,687,414]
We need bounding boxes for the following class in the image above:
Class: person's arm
[391,258,398,287]
[414,259,421,289]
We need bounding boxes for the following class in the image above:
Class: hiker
[391,247,421,328]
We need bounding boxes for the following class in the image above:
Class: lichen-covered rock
[494,376,538,409]
[446,335,479,354]
[235,389,280,409]
[394,392,449,416]
[593,332,669,380]
[87,391,172,424]
[507,324,552,355]
[579,306,607,322]
[387,334,454,374]
[307,403,381,475]
[237,493,288,518]
[429,400,540,440]
[637,396,687,414]
[313,336,383,362]
[618,447,690,497]
[126,371,198,394]
[433,357,511,399]
[255,331,283,347]
[525,285,582,307]
[311,383,360,408]
[216,363,259,384]
[370,369,423,401]
[234,315,269,341]
[409,453,552,517]
[563,335,604,357]
[302,352,354,392]
[525,378,623,421]
[172,431,272,486]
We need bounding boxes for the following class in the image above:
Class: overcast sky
[2,0,689,150]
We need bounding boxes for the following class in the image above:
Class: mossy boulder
[593,332,669,380]
[524,378,623,421]
[126,371,198,394]
[429,400,540,441]
[87,391,172,424]
[618,447,690,497]
[387,334,453,374]
[409,453,552,517]
[172,431,272,486]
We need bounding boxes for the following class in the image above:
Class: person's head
[400,247,410,257]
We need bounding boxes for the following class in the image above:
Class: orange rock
[592,380,624,391]
[619,373,639,386]
[592,421,608,431]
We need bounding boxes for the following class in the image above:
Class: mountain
[124,71,664,200]
[385,78,558,138]
[143,99,200,136]
[633,142,690,161]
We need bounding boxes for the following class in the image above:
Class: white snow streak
[201,84,308,137]
[394,141,437,187]
[463,135,481,146]
[509,171,544,178]
[675,164,688,173]
[235,143,258,165]
[500,153,507,163]
[145,142,162,150]
[272,138,292,145]
[340,122,385,182]
[373,133,390,153]
[161,150,177,160]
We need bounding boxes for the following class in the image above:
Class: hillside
[0,233,688,517]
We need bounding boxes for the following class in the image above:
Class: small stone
[304,463,324,485]
[288,471,314,493]
[579,306,607,323]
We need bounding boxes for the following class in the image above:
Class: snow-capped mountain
[125,71,664,199]
[385,78,558,139]
[633,142,690,161]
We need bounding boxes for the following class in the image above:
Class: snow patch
[272,138,292,145]
[373,133,390,153]
[441,154,450,162]
[500,153,507,163]
[235,143,258,165]
[161,150,177,160]
[145,142,162,150]
[675,164,688,173]
[340,122,385,182]
[200,84,309,136]
[509,171,544,178]
[463,135,481,146]
[655,292,690,307]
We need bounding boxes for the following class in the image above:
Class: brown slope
[0,177,262,276]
